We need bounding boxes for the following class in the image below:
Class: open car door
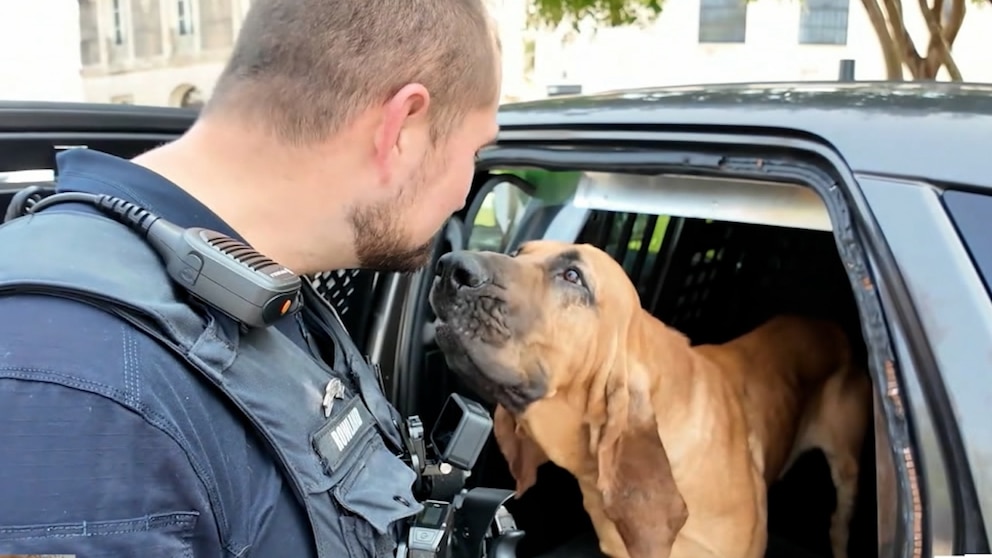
[380,112,936,558]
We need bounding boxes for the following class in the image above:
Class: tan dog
[428,240,872,558]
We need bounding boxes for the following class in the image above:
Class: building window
[698,0,748,43]
[178,0,195,36]
[79,0,101,65]
[798,0,849,45]
[112,0,125,45]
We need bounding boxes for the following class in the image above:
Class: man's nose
[436,251,491,290]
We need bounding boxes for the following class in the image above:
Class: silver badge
[322,378,345,418]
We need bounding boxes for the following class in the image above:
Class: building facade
[78,0,992,108]
[79,0,249,106]
[525,0,992,94]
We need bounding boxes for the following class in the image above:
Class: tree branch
[877,0,918,77]
[921,0,941,77]
[943,0,966,45]
[861,0,904,78]
[916,0,963,79]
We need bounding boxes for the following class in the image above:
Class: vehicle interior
[0,122,895,558]
[365,165,892,558]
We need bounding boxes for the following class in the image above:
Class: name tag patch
[313,395,375,472]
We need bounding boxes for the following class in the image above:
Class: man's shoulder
[0,292,289,558]
[0,292,236,437]
[1,293,177,401]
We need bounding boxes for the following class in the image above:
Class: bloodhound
[428,240,872,558]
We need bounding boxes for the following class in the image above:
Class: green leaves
[527,0,665,29]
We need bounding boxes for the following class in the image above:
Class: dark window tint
[943,189,992,298]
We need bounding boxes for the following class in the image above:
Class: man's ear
[587,319,688,558]
[493,404,548,497]
[373,83,431,183]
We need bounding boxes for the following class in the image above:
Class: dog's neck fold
[544,307,699,432]
[626,308,700,423]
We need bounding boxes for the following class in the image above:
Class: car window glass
[943,189,992,299]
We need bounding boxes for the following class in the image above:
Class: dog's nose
[436,252,490,289]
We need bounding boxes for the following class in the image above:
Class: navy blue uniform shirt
[0,149,319,557]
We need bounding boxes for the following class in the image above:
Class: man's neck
[131,121,361,275]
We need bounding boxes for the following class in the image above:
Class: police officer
[0,0,500,556]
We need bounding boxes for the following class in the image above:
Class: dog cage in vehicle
[466,170,863,348]
[309,269,379,346]
[458,169,880,558]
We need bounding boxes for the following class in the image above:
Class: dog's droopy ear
[600,418,688,558]
[493,404,548,497]
[590,336,688,558]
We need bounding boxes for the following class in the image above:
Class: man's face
[349,104,500,273]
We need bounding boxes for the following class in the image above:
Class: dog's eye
[561,267,583,285]
[508,248,520,258]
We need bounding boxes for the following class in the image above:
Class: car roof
[499,81,992,188]
[1,81,988,188]
[0,100,197,134]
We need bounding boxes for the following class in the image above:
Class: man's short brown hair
[206,0,500,145]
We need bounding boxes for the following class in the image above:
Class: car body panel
[0,102,195,174]
[498,81,992,189]
[860,175,992,553]
[0,101,197,134]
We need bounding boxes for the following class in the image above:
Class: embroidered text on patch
[332,406,364,451]
[312,396,376,472]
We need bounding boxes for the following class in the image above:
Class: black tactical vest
[0,210,422,558]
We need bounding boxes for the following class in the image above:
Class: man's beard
[349,198,437,273]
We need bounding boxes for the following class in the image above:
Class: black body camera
[403,393,493,503]
[398,393,525,558]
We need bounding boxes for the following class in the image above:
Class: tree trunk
[914,0,965,79]
[861,0,906,79]
[860,0,965,81]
